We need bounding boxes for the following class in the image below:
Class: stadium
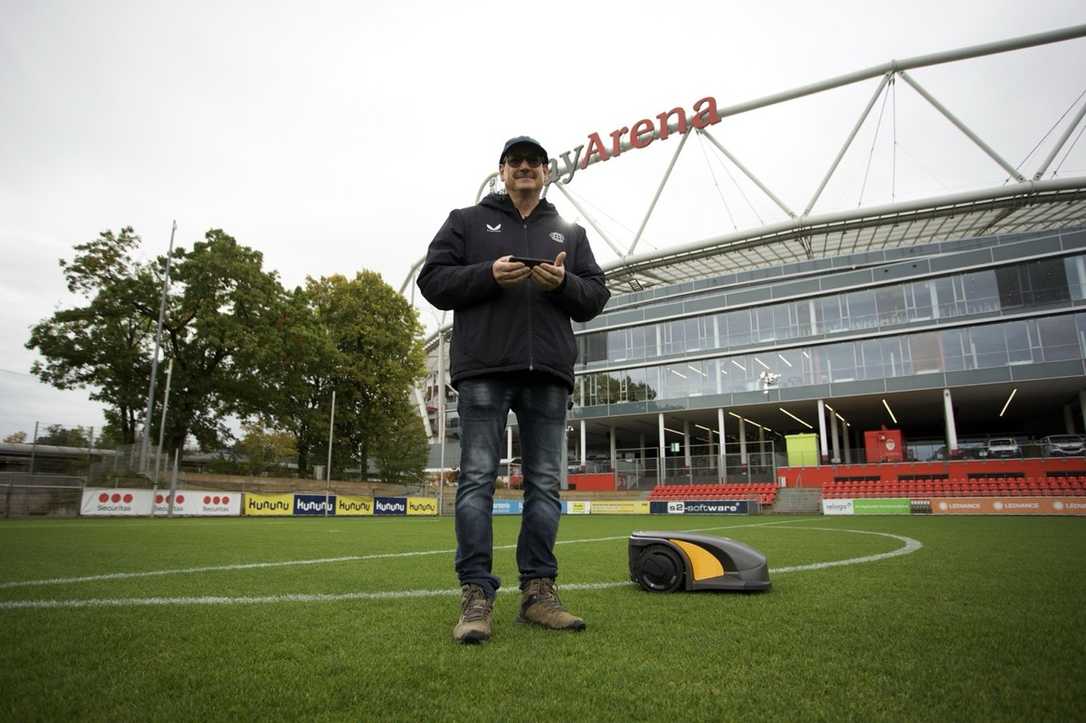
[3,20,1086,723]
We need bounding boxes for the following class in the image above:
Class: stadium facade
[412,24,1086,490]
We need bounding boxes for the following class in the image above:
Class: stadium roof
[601,176,1086,293]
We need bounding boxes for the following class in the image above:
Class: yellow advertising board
[590,500,650,515]
[406,497,439,516]
[243,493,294,516]
[336,495,374,516]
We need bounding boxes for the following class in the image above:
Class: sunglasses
[503,154,546,168]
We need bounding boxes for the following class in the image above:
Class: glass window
[968,325,1006,368]
[1037,315,1077,361]
[876,286,908,327]
[817,296,847,333]
[905,281,934,321]
[661,320,685,356]
[1027,258,1071,306]
[684,360,714,396]
[962,270,999,314]
[1065,256,1086,301]
[941,330,967,372]
[1004,321,1033,365]
[846,289,878,331]
[996,265,1025,309]
[720,309,753,348]
[932,276,962,319]
[909,332,942,374]
[823,342,858,382]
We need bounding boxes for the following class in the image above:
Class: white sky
[2,0,1084,439]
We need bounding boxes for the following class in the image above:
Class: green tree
[236,424,297,476]
[35,425,90,447]
[3,432,27,444]
[27,227,154,444]
[28,227,285,458]
[371,397,430,484]
[263,272,427,478]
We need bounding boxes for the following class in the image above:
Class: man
[418,136,610,644]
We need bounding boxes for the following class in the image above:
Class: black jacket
[417,193,610,391]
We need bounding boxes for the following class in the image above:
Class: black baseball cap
[499,136,548,165]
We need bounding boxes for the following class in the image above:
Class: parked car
[985,438,1021,458]
[1043,434,1086,457]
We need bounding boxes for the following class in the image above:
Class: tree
[236,424,297,476]
[371,398,430,484]
[3,432,27,444]
[27,227,155,445]
[263,272,427,478]
[34,425,89,447]
[28,227,285,458]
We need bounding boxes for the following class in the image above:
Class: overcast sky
[2,0,1084,440]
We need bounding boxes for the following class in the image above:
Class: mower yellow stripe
[669,539,725,581]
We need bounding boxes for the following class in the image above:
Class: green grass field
[1,514,1084,721]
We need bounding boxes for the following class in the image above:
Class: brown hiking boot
[453,584,493,644]
[517,578,586,631]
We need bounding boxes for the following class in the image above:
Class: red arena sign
[549,96,721,184]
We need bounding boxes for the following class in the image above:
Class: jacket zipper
[524,218,533,371]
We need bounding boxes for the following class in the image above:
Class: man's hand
[492,255,531,287]
[531,251,566,291]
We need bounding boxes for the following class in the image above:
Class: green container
[786,433,819,467]
[853,498,911,515]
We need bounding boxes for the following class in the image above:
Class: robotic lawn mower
[628,531,771,593]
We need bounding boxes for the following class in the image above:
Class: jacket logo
[486,223,502,233]
[550,232,565,243]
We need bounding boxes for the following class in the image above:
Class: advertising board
[81,488,153,516]
[244,493,294,516]
[336,495,374,516]
[563,501,591,515]
[294,494,335,516]
[406,497,438,516]
[930,497,1086,515]
[374,496,407,516]
[152,491,241,516]
[590,500,650,515]
[493,500,524,515]
[821,498,855,516]
[853,498,910,515]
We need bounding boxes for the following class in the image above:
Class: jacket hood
[480,192,559,220]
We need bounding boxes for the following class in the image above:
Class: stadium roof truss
[401,22,1086,307]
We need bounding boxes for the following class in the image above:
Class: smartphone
[508,256,551,267]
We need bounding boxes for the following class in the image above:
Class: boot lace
[528,578,564,610]
[461,586,491,622]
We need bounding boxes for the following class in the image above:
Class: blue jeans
[454,375,567,599]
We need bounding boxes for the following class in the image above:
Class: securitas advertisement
[152,490,241,516]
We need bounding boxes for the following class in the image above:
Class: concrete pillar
[808,299,818,334]
[579,419,586,466]
[717,408,726,482]
[609,426,617,470]
[944,389,959,455]
[560,425,568,490]
[658,413,666,484]
[506,426,513,461]
[683,420,691,467]
[739,418,748,466]
[830,407,841,464]
[817,399,829,463]
[758,425,766,468]
[1065,405,1076,434]
[843,419,853,464]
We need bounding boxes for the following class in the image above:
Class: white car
[1043,435,1086,457]
[986,438,1020,458]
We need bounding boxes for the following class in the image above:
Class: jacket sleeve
[548,228,610,322]
[417,210,501,311]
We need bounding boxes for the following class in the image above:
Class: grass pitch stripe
[0,520,790,590]
[0,527,922,610]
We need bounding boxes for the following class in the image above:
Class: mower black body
[628,531,771,592]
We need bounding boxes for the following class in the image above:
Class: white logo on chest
[550,232,565,243]
[486,223,501,233]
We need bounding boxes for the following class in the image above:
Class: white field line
[0,520,795,590]
[0,526,921,610]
